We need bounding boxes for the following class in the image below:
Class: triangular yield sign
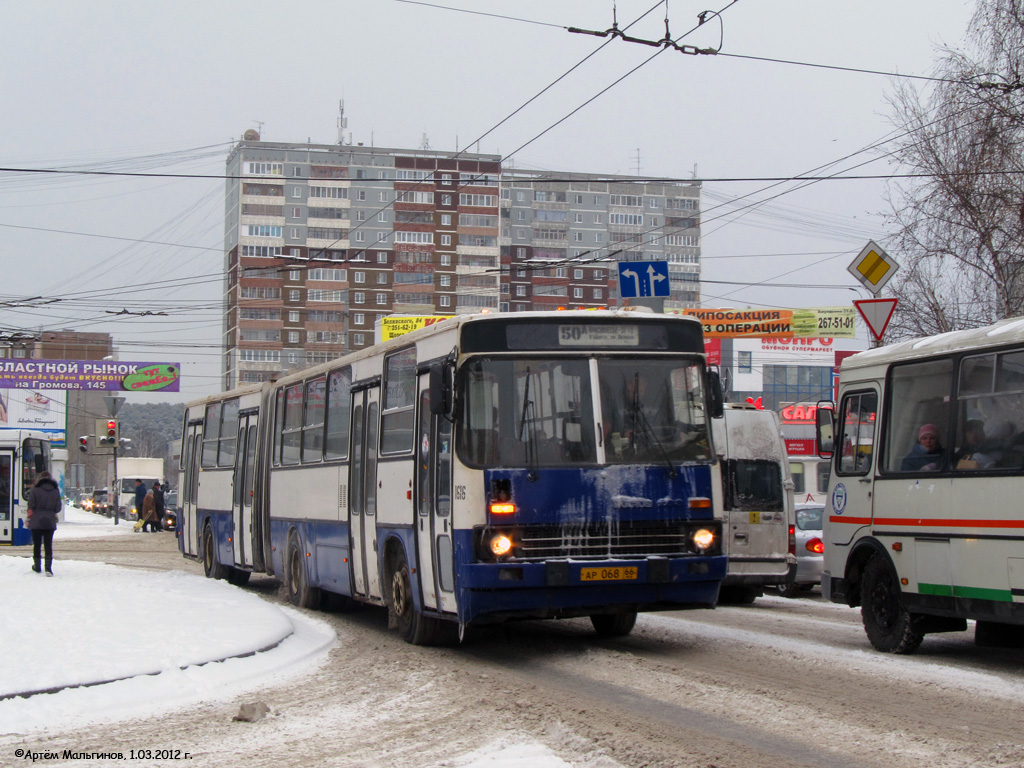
[854,298,898,341]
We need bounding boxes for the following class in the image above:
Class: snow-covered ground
[1,506,584,767]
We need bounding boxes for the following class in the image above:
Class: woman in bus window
[901,423,945,471]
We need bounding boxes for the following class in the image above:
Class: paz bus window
[837,391,876,475]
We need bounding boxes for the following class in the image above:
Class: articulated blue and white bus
[178,310,727,644]
[0,430,52,547]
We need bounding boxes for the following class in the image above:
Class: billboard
[677,307,856,339]
[0,360,180,392]
[0,388,67,446]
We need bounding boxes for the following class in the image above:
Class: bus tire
[388,547,455,646]
[861,556,923,654]
[285,532,320,609]
[590,610,638,637]
[227,568,251,587]
[202,522,229,580]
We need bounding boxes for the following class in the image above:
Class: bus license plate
[580,566,638,582]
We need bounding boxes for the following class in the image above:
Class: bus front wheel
[202,523,229,580]
[590,610,638,637]
[286,533,320,609]
[861,556,923,654]
[388,548,455,646]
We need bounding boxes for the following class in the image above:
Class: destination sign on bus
[558,324,639,347]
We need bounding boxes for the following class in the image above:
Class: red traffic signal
[78,435,89,453]
[105,420,117,437]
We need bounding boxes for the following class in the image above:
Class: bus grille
[514,522,693,561]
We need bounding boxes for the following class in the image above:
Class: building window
[377,273,387,284]
[378,211,387,222]
[352,313,364,325]
[378,191,389,202]
[738,351,753,373]
[441,214,451,226]
[574,232,583,242]
[440,295,450,307]
[593,288,602,299]
[595,233,603,242]
[354,272,365,283]
[353,333,365,345]
[377,232,389,243]
[574,194,583,204]
[354,292,365,304]
[377,251,388,263]
[441,194,452,206]
[440,275,451,287]
[355,211,366,222]
[441,234,451,246]
[441,254,452,266]
[376,293,387,305]
[573,287,582,298]
[289,290,300,301]
[555,268,567,277]
[516,285,526,297]
[288,331,300,343]
[289,311,300,322]
[292,187,301,198]
[441,173,451,185]
[354,231,365,242]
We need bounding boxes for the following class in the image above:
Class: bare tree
[883,0,1024,339]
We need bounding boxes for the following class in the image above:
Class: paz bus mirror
[429,362,452,416]
[707,369,725,419]
[815,400,834,458]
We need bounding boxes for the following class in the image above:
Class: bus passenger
[27,470,61,576]
[901,423,945,472]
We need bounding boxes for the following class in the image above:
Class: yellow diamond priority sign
[848,240,899,295]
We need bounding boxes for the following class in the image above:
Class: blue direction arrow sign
[618,260,670,298]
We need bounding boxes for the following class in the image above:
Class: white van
[712,404,797,603]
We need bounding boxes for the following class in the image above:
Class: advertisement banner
[0,389,67,446]
[677,307,856,339]
[379,316,450,341]
[0,360,180,392]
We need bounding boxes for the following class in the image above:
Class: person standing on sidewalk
[27,471,61,576]
[151,481,165,531]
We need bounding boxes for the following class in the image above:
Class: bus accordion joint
[688,497,711,510]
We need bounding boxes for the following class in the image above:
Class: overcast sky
[0,0,975,403]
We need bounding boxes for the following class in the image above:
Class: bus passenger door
[415,379,457,614]
[181,424,202,557]
[829,389,879,543]
[349,387,382,599]
[0,451,12,544]
[231,413,258,568]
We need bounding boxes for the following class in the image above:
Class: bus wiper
[630,373,677,479]
[517,368,538,476]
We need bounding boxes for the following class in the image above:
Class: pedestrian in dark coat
[27,471,61,576]
[133,479,147,521]
[152,481,165,531]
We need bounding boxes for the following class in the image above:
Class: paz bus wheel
[861,556,923,654]
[285,532,320,609]
[227,568,251,587]
[388,548,456,646]
[202,523,229,580]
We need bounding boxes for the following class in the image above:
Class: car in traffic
[777,503,824,597]
[161,490,177,530]
[89,489,113,517]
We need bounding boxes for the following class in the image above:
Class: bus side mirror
[429,362,452,416]
[707,370,724,419]
[816,401,834,458]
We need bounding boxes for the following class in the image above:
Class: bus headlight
[691,528,716,552]
[490,534,513,557]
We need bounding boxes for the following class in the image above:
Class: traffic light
[78,435,89,453]
[95,418,119,446]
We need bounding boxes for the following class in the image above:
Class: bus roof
[841,316,1024,372]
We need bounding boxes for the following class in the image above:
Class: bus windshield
[458,356,711,467]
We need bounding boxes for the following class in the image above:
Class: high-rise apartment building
[224,137,701,388]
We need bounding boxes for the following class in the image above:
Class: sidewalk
[0,508,336,734]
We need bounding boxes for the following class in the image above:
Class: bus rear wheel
[286,533,320,609]
[590,610,638,637]
[388,548,456,646]
[202,523,228,580]
[861,556,923,654]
